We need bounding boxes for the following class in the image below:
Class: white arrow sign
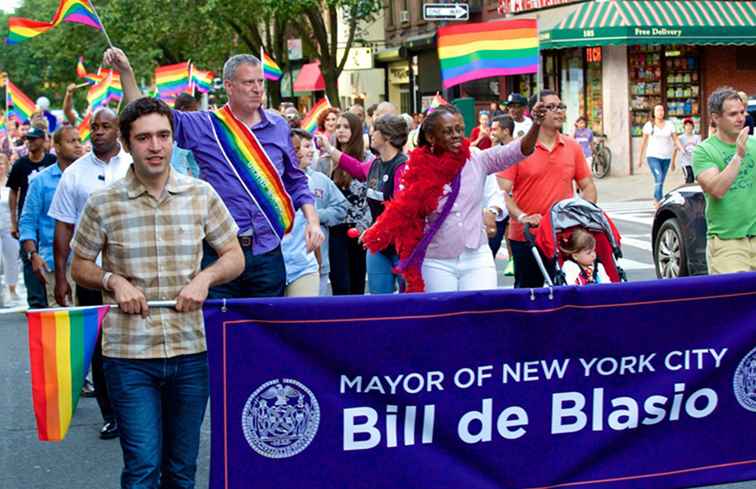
[423,3,470,21]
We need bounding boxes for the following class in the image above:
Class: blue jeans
[201,240,285,298]
[20,249,48,309]
[647,157,671,202]
[366,250,401,294]
[103,353,209,489]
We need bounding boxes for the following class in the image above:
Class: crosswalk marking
[617,257,654,270]
[603,200,655,227]
[621,237,652,252]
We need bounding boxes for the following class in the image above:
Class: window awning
[293,62,325,92]
[540,0,756,49]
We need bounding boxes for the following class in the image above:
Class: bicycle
[591,133,612,179]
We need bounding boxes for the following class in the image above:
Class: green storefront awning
[540,0,756,49]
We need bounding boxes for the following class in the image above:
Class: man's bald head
[92,107,117,123]
[91,107,120,157]
[374,102,398,121]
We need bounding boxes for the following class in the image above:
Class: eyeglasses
[544,104,567,112]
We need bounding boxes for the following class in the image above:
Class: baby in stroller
[559,227,610,285]
[529,197,626,286]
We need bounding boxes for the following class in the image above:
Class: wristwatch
[26,250,37,261]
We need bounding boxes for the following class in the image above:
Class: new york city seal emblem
[733,346,756,413]
[242,378,320,458]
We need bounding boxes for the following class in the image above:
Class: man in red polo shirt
[498,90,597,288]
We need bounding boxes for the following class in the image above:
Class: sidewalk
[594,169,689,203]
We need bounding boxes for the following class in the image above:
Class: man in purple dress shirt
[104,48,324,297]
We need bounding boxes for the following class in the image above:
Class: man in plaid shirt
[71,97,243,489]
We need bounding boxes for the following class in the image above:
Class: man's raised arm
[104,48,142,103]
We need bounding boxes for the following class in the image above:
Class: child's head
[560,228,596,267]
[575,116,587,129]
[683,118,695,134]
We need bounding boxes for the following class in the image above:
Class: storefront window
[664,46,701,132]
[585,47,603,134]
[629,45,701,137]
[561,48,584,133]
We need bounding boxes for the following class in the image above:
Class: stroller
[524,197,627,287]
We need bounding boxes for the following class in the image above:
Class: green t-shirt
[692,135,756,239]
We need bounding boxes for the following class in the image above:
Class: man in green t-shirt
[693,86,756,274]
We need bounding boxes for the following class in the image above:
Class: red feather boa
[361,141,471,292]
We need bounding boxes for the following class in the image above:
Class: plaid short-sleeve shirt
[72,166,239,359]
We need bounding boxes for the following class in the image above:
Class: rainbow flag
[210,105,295,238]
[6,0,103,44]
[86,72,111,110]
[78,111,91,141]
[6,80,36,122]
[427,92,449,113]
[76,56,99,84]
[26,305,109,441]
[191,66,214,94]
[0,115,6,139]
[301,97,331,134]
[101,69,122,102]
[437,19,538,89]
[76,56,88,78]
[155,62,191,96]
[261,49,283,81]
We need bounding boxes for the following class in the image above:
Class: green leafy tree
[286,0,383,107]
[0,0,383,111]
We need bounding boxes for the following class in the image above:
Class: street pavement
[1,172,754,488]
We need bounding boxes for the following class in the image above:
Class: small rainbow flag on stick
[0,115,7,139]
[6,0,104,45]
[6,80,37,122]
[76,56,99,84]
[78,110,91,141]
[155,62,191,97]
[100,69,122,102]
[191,66,214,94]
[437,19,538,89]
[86,71,112,110]
[301,97,331,134]
[261,48,283,81]
[26,305,109,441]
[427,92,449,114]
[76,56,88,78]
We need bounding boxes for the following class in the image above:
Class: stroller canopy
[535,197,622,259]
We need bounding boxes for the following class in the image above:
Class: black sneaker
[100,420,119,440]
[80,380,96,398]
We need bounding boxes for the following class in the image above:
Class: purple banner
[204,273,756,489]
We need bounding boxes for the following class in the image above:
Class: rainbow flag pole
[84,0,113,48]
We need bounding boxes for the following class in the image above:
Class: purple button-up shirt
[425,140,525,260]
[172,107,314,254]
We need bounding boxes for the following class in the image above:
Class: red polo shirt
[498,133,590,242]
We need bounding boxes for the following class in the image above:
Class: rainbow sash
[209,105,295,238]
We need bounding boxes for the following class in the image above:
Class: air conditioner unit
[400,10,410,23]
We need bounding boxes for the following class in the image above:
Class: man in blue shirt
[19,126,83,307]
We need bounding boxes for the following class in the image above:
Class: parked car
[652,184,708,278]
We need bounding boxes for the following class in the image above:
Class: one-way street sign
[423,3,470,21]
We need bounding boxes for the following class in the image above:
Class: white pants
[0,229,19,286]
[422,244,498,293]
